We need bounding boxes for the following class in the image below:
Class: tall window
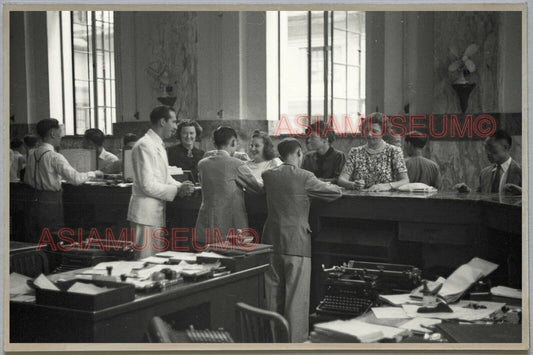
[48,11,116,135]
[272,11,365,133]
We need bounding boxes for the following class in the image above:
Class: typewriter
[316,260,422,318]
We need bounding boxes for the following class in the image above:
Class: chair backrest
[10,250,49,278]
[146,316,174,343]
[235,302,290,343]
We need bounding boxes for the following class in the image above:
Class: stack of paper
[438,258,498,303]
[313,318,408,343]
[67,282,109,295]
[491,286,522,299]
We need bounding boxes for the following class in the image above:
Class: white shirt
[24,143,95,191]
[246,158,282,184]
[98,147,119,173]
[497,157,512,194]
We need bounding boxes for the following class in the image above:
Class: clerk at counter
[167,120,205,182]
[454,129,522,195]
[24,119,104,242]
[82,128,120,174]
[338,112,409,192]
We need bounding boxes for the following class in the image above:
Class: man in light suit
[195,126,262,246]
[127,106,195,259]
[262,138,342,342]
[455,129,521,195]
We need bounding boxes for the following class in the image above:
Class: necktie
[491,164,502,193]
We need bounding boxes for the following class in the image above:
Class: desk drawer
[398,223,480,245]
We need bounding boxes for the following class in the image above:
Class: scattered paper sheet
[141,256,169,264]
[438,258,498,303]
[168,166,184,175]
[33,274,60,291]
[68,282,109,295]
[491,286,522,299]
[314,319,407,342]
[371,307,409,319]
[379,294,423,306]
[198,251,230,259]
[156,251,197,262]
[92,261,146,276]
[402,301,505,321]
[399,317,442,334]
[10,272,34,296]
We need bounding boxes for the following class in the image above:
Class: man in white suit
[127,106,195,259]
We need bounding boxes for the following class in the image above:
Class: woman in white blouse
[246,130,282,184]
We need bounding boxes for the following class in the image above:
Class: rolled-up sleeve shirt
[24,143,95,191]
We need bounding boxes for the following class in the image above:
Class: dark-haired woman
[167,120,205,181]
[246,130,282,184]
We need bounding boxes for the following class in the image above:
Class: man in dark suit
[455,129,521,195]
[261,138,342,342]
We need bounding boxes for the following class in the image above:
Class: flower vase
[452,83,476,113]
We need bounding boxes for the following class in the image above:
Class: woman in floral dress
[338,112,409,192]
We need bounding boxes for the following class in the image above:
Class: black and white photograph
[3,2,528,351]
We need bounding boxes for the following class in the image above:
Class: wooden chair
[146,316,175,343]
[235,302,290,343]
[10,250,49,278]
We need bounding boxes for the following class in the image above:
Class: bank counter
[10,182,522,307]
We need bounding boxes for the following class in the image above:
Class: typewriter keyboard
[317,295,373,316]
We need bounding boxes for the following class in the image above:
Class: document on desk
[156,251,198,262]
[399,318,442,334]
[67,282,109,295]
[141,256,169,264]
[372,307,410,319]
[33,274,60,291]
[314,319,408,342]
[438,258,498,303]
[491,286,522,299]
[402,301,505,321]
[10,272,34,296]
[90,261,146,276]
[379,294,423,306]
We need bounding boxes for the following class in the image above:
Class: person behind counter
[338,112,409,192]
[195,126,263,245]
[262,138,342,342]
[106,133,140,175]
[246,130,282,184]
[302,121,346,183]
[82,128,120,173]
[127,106,195,259]
[9,138,26,182]
[403,131,441,188]
[24,119,103,242]
[167,120,205,182]
[454,129,521,195]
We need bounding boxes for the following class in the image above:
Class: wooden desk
[10,264,268,343]
[9,183,522,304]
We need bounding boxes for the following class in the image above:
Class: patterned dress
[341,143,407,188]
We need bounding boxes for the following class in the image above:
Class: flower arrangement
[447,44,479,84]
